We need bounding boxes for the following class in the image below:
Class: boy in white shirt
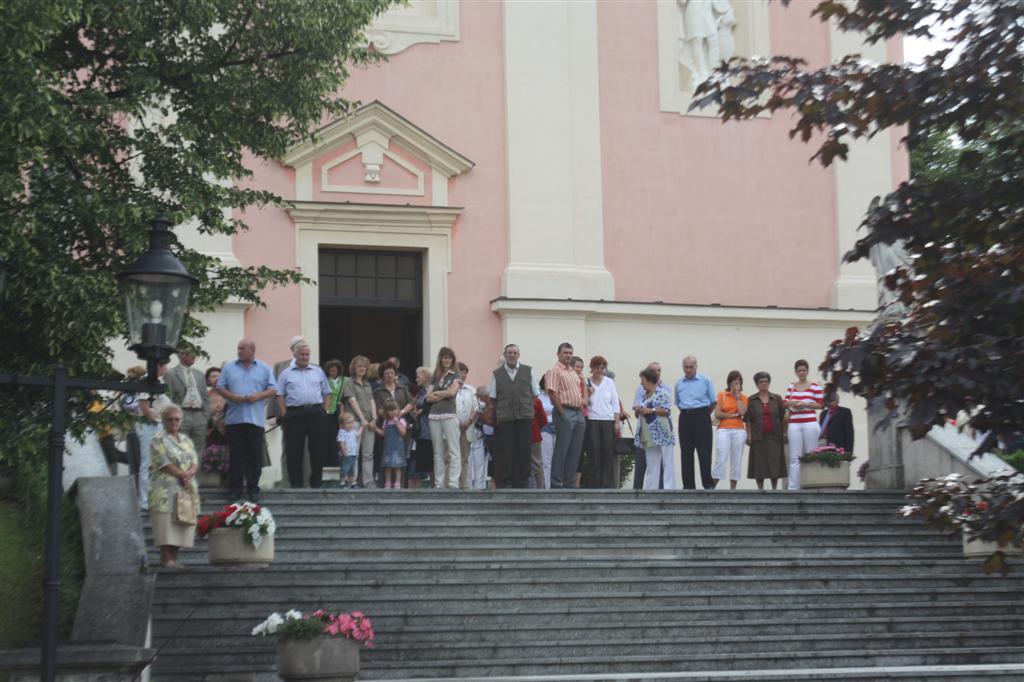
[337,413,362,489]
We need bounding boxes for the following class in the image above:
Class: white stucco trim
[502,0,614,300]
[365,0,459,56]
[657,0,771,117]
[287,201,461,362]
[829,23,894,310]
[283,101,473,177]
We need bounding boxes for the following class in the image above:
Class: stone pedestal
[864,397,905,490]
[277,636,359,681]
[207,527,274,565]
[800,461,851,490]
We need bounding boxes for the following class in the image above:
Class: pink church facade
[185,1,906,479]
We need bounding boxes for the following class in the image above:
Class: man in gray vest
[164,350,210,458]
[488,343,540,488]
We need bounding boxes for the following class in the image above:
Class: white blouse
[587,376,620,421]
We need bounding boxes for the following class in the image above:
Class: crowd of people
[133,337,858,567]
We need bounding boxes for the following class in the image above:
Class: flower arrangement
[252,609,375,647]
[200,443,229,475]
[857,460,870,482]
[196,501,276,548]
[800,444,855,468]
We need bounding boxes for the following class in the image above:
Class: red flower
[976,500,989,512]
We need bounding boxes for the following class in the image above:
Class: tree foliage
[693,0,1024,438]
[0,0,398,465]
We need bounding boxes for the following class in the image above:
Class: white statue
[869,240,912,318]
[677,0,737,92]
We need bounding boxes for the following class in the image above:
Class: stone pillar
[501,0,615,301]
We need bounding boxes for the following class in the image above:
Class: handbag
[173,490,197,525]
[614,421,636,456]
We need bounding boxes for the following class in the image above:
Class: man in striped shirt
[544,342,586,489]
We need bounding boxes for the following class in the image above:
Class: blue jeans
[550,408,585,489]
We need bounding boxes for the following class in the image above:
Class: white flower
[252,612,284,637]
[284,610,302,621]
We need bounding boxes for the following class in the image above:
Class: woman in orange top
[713,370,748,489]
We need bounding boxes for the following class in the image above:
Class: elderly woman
[635,367,676,490]
[343,355,377,488]
[744,371,788,490]
[412,366,435,487]
[149,404,199,569]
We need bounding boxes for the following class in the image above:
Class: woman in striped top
[783,359,823,490]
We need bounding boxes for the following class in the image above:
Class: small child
[372,401,408,489]
[468,386,489,490]
[337,413,361,489]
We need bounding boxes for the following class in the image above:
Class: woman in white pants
[784,359,823,490]
[426,347,464,489]
[635,368,676,490]
[713,370,748,489]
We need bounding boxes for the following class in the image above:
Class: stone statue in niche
[677,0,737,92]
[869,240,912,319]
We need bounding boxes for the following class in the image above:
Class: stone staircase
[146,490,1024,681]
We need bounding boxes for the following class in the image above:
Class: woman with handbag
[635,367,677,490]
[149,403,199,569]
[582,355,620,489]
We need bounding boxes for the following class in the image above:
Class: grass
[0,468,85,649]
[0,498,44,648]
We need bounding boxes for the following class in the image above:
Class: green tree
[0,0,398,464]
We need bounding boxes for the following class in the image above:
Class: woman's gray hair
[753,371,771,384]
[161,403,183,420]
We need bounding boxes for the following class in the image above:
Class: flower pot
[197,471,224,488]
[799,460,850,489]
[207,527,274,565]
[962,534,1023,559]
[277,636,359,681]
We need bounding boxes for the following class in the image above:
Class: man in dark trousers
[488,344,540,488]
[275,341,331,489]
[216,338,277,502]
[674,355,716,490]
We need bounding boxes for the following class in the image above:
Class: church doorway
[317,248,423,383]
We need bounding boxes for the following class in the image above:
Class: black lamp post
[0,215,196,682]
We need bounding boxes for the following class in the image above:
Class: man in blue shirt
[216,338,277,501]
[275,341,331,489]
[674,355,716,489]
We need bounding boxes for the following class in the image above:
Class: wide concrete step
[149,558,990,582]
[154,611,1024,644]
[151,646,1024,679]
[148,573,1013,600]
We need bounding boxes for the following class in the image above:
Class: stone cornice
[286,201,463,233]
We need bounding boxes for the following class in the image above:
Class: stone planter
[799,460,851,489]
[962,534,1023,559]
[277,635,359,681]
[207,527,274,565]
[197,471,224,488]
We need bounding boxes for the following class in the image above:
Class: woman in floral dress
[149,404,200,569]
[635,367,677,490]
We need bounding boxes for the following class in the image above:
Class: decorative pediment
[283,101,473,205]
